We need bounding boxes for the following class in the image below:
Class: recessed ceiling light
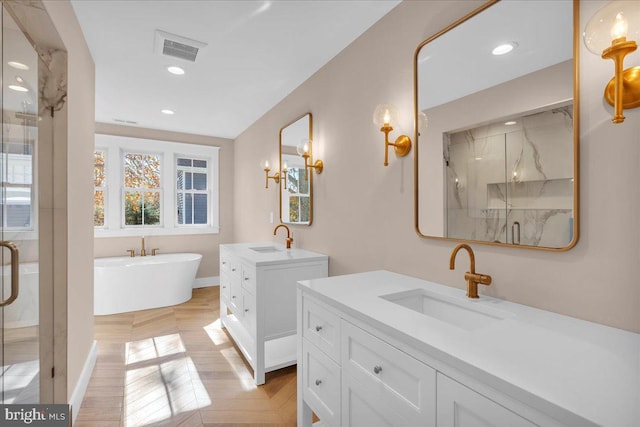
[8,61,29,70]
[161,109,175,115]
[504,121,517,125]
[167,66,185,75]
[492,42,518,56]
[8,85,28,92]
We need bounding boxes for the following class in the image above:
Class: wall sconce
[296,138,324,179]
[584,1,640,123]
[373,104,412,166]
[262,160,280,189]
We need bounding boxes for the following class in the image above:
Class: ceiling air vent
[154,30,207,63]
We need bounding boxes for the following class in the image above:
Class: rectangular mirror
[414,0,579,250]
[280,113,313,225]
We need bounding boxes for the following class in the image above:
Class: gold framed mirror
[414,0,579,251]
[279,113,313,225]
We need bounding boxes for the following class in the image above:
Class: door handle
[0,241,19,307]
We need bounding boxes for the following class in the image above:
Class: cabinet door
[220,272,231,303]
[343,370,416,427]
[241,264,256,294]
[302,340,341,426]
[341,320,436,427]
[228,274,242,314]
[437,374,537,427]
[241,289,256,335]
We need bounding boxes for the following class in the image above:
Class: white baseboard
[194,276,219,288]
[69,340,97,424]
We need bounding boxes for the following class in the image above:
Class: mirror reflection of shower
[444,104,574,248]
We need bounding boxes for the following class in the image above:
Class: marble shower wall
[446,105,574,247]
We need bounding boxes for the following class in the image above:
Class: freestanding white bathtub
[94,253,202,315]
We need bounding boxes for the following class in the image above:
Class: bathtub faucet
[141,236,146,257]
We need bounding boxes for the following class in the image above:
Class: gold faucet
[141,236,146,257]
[449,244,492,298]
[126,249,135,258]
[273,224,294,249]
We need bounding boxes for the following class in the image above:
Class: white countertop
[298,270,640,427]
[220,242,328,266]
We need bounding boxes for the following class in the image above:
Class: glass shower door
[0,4,41,404]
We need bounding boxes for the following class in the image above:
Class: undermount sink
[249,246,281,253]
[380,288,510,331]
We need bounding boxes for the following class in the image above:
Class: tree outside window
[94,150,106,227]
[123,153,161,226]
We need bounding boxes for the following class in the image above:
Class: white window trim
[95,134,220,238]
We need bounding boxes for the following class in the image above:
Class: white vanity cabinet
[297,270,640,427]
[219,243,328,385]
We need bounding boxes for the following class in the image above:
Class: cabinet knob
[232,295,236,299]
[315,325,323,332]
[245,308,249,312]
[232,268,236,272]
[373,366,382,374]
[315,379,322,386]
[244,277,249,281]
[222,286,226,289]
[222,261,227,265]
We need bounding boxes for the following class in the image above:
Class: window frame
[95,134,220,238]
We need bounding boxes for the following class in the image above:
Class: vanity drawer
[221,252,240,277]
[302,295,341,362]
[341,320,436,426]
[241,264,256,294]
[302,339,341,426]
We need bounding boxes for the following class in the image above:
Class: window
[123,152,161,226]
[2,140,34,229]
[176,158,209,225]
[94,134,219,237]
[94,150,106,227]
[286,168,310,223]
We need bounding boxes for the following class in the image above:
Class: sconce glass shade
[417,111,428,135]
[296,138,311,156]
[373,104,399,127]
[584,1,640,54]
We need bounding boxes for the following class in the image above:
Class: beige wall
[43,0,96,402]
[233,0,640,333]
[94,123,234,278]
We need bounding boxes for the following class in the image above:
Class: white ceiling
[70,0,401,139]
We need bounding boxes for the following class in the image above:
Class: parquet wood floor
[76,287,297,427]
